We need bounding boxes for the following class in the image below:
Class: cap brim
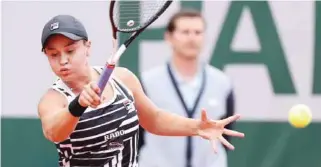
[42,32,84,51]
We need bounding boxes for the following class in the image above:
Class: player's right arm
[38,89,80,143]
[38,83,101,143]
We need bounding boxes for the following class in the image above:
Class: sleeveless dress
[51,66,139,167]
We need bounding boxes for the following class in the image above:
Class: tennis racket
[97,0,173,95]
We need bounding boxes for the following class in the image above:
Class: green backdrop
[2,119,321,167]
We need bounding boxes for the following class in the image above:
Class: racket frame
[97,0,173,95]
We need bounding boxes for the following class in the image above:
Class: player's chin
[58,71,74,80]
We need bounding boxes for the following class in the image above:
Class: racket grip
[97,64,115,96]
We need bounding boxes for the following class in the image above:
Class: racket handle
[97,44,126,96]
[97,64,115,96]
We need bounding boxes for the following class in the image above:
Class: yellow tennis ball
[288,104,312,128]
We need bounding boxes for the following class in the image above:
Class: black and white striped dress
[51,66,140,167]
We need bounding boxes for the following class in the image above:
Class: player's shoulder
[44,75,70,101]
[38,87,68,113]
[114,66,136,80]
[90,65,135,81]
[112,66,141,93]
[40,88,67,103]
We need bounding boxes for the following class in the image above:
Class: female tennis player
[38,15,245,167]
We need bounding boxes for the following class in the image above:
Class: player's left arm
[117,67,244,152]
[117,67,201,136]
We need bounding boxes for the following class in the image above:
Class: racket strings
[113,0,168,32]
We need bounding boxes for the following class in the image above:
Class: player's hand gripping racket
[97,0,173,95]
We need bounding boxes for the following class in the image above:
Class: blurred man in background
[138,9,235,167]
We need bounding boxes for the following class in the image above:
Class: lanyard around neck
[166,62,207,118]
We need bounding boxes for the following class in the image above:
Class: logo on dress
[109,142,123,148]
[123,99,135,112]
[106,141,124,151]
[104,130,125,141]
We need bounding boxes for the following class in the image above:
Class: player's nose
[59,54,69,65]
